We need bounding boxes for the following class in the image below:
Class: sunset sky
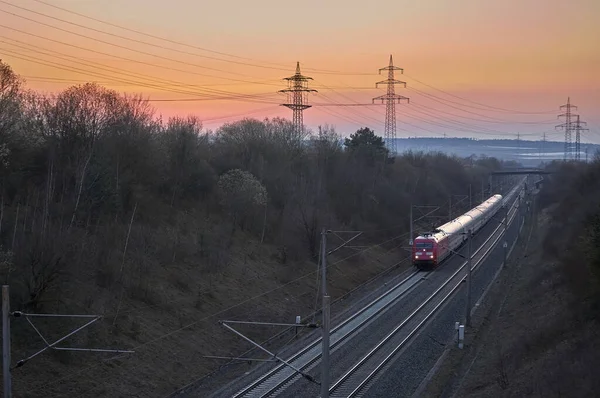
[1,0,599,143]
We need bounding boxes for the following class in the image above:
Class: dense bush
[539,156,600,307]
[0,60,515,306]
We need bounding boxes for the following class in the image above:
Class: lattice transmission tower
[279,62,317,133]
[573,115,588,161]
[373,55,409,156]
[556,97,579,161]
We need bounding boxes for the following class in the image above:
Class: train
[412,178,527,270]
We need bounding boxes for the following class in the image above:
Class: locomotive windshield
[415,242,433,249]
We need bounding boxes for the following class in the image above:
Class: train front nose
[414,250,435,269]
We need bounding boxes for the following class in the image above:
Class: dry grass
[8,216,406,398]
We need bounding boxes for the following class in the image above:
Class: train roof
[416,194,503,242]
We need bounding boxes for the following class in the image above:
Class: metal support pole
[2,286,10,398]
[321,229,330,398]
[504,204,508,236]
[481,180,484,202]
[466,230,472,327]
[469,184,472,209]
[409,205,413,248]
[449,195,452,221]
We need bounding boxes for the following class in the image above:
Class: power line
[20,75,282,87]
[0,10,287,83]
[406,85,557,124]
[408,99,555,126]
[26,0,373,76]
[0,48,282,106]
[404,103,522,136]
[573,115,588,161]
[310,76,559,140]
[0,28,282,91]
[404,72,556,115]
[200,106,282,124]
[0,39,283,102]
[313,78,437,137]
[312,79,390,132]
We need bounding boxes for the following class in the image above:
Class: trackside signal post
[466,229,473,327]
[320,228,330,398]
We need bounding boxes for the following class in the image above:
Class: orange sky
[1,0,599,143]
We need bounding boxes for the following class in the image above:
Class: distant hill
[390,137,600,167]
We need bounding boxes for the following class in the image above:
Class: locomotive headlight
[430,255,434,259]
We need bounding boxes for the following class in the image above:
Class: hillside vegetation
[540,157,600,312]
[0,60,512,397]
[421,155,600,398]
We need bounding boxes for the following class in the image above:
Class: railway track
[228,269,426,397]
[226,188,522,398]
[328,195,519,397]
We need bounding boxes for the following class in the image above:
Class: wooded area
[0,60,513,396]
[540,156,600,307]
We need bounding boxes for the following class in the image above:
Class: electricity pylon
[279,62,317,133]
[373,55,409,156]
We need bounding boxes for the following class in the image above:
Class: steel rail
[233,183,524,398]
[346,206,516,397]
[230,268,424,397]
[331,191,522,397]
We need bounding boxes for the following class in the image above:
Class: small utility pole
[2,285,10,398]
[481,180,484,202]
[504,204,508,235]
[409,205,413,247]
[449,195,452,221]
[469,184,472,209]
[466,229,473,327]
[320,229,330,398]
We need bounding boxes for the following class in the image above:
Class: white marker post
[295,315,301,338]
[458,325,465,349]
